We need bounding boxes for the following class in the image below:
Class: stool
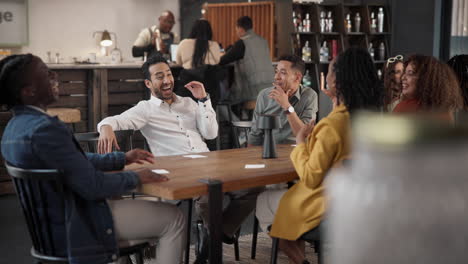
[242,100,256,121]
[47,108,81,131]
[231,121,252,148]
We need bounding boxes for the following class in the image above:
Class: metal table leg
[199,179,223,264]
[184,199,192,264]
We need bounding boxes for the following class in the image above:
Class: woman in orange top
[256,47,384,264]
[393,55,462,117]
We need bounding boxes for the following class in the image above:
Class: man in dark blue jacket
[0,54,185,264]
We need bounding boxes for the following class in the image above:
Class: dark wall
[391,0,441,57]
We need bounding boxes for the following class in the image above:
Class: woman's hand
[296,120,315,145]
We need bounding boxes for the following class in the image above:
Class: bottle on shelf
[293,11,297,31]
[320,41,329,62]
[327,11,334,32]
[354,13,361,32]
[297,13,303,32]
[379,42,385,61]
[320,11,326,32]
[302,70,312,87]
[370,12,377,33]
[368,43,375,60]
[377,7,385,33]
[304,13,311,32]
[331,39,338,60]
[302,41,312,63]
[345,14,352,33]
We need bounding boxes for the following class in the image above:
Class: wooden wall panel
[205,2,275,59]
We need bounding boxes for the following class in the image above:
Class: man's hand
[296,120,315,145]
[185,81,207,99]
[98,125,120,154]
[125,149,155,165]
[269,84,291,110]
[134,168,168,184]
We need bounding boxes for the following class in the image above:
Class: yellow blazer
[270,104,351,240]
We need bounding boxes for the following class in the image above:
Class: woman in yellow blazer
[256,47,384,264]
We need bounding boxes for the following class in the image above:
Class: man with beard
[97,54,218,156]
[132,10,179,60]
[248,55,318,146]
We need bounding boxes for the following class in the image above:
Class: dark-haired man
[97,54,218,156]
[132,10,179,60]
[248,55,318,146]
[219,16,274,107]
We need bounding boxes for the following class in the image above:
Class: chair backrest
[5,162,66,260]
[231,121,252,148]
[74,129,135,153]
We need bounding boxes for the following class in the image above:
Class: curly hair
[0,54,34,109]
[447,55,468,110]
[404,54,463,111]
[333,47,384,113]
[383,58,403,109]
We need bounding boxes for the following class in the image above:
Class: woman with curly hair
[256,47,383,264]
[447,55,468,110]
[393,54,463,118]
[384,55,404,111]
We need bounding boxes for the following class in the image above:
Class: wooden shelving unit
[291,2,391,119]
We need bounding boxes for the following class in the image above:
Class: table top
[127,144,298,200]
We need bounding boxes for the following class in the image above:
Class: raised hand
[184,81,207,99]
[98,125,120,154]
[125,149,155,165]
[268,83,291,110]
[296,120,315,145]
[134,168,169,184]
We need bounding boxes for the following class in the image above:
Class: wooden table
[126,144,298,263]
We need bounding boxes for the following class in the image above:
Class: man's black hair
[0,54,34,109]
[142,54,169,80]
[236,16,253,31]
[278,54,306,76]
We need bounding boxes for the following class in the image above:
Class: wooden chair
[5,162,149,264]
[74,129,134,153]
[46,108,81,132]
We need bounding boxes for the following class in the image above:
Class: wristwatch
[198,93,210,103]
[284,105,295,115]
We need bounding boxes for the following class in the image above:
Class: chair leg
[251,216,259,259]
[314,240,323,264]
[270,237,279,264]
[233,228,240,261]
[184,199,193,264]
[135,250,144,264]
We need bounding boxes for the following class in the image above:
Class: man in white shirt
[97,54,217,156]
[97,55,262,264]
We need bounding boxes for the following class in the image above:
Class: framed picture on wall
[0,0,28,46]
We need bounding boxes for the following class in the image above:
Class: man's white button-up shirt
[97,95,218,157]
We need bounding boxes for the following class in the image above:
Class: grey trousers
[195,187,264,237]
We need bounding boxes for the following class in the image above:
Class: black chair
[270,223,323,264]
[74,129,135,153]
[5,162,149,264]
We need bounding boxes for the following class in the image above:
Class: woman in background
[176,19,221,69]
[393,54,462,120]
[384,55,404,111]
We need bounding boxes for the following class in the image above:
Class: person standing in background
[132,10,179,60]
[219,16,274,116]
